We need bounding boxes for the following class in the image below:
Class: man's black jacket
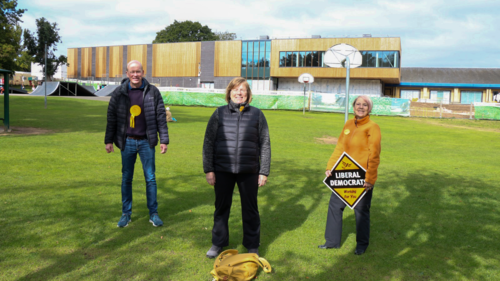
[105,78,169,150]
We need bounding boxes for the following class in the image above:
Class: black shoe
[248,248,259,256]
[206,245,223,259]
[354,249,366,255]
[318,244,337,249]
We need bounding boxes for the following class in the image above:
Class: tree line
[0,0,67,79]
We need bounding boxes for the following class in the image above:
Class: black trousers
[212,172,260,249]
[324,189,373,251]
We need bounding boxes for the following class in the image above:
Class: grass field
[1,96,500,280]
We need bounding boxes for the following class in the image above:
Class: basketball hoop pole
[344,56,350,124]
[303,82,306,115]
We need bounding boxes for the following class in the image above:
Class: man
[105,60,169,228]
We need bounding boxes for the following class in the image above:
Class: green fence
[310,93,410,116]
[160,91,500,120]
[161,91,304,110]
[474,104,500,120]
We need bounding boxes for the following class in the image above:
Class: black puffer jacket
[105,78,169,150]
[203,101,271,175]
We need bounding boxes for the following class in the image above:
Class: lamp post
[44,43,47,109]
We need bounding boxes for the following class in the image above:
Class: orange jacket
[326,115,381,185]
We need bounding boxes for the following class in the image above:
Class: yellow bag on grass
[211,249,272,281]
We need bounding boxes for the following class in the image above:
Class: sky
[17,0,500,68]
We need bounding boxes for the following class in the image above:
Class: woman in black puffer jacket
[203,77,271,258]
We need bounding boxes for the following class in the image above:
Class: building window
[278,50,400,68]
[430,90,451,103]
[242,40,271,80]
[461,91,482,104]
[401,90,420,100]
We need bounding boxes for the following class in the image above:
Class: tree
[14,50,35,72]
[215,31,237,41]
[0,0,26,70]
[153,20,218,43]
[24,17,67,80]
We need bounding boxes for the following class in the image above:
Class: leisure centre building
[67,36,500,104]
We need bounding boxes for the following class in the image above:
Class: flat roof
[401,67,500,84]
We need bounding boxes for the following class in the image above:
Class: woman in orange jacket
[318,95,381,255]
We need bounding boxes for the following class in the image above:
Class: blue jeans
[121,138,158,216]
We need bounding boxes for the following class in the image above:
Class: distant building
[31,62,67,81]
[67,36,500,102]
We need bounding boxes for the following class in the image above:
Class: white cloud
[16,0,500,67]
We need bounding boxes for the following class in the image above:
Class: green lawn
[1,96,500,280]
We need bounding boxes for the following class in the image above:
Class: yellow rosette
[130,105,141,128]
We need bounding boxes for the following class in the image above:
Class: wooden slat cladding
[109,46,123,78]
[95,47,107,78]
[80,48,92,78]
[152,42,201,77]
[214,41,241,77]
[67,49,78,78]
[127,45,148,75]
[270,38,401,83]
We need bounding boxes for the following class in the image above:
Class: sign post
[323,152,367,209]
[298,73,314,115]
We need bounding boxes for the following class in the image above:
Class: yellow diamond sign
[323,152,367,209]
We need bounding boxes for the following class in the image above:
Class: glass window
[401,90,420,100]
[312,51,319,67]
[242,53,247,68]
[260,41,265,53]
[299,52,305,67]
[265,52,270,67]
[264,67,270,78]
[279,52,286,67]
[254,42,259,53]
[305,52,312,67]
[364,51,377,67]
[286,52,292,67]
[247,41,253,53]
[320,51,324,67]
[253,51,259,68]
[430,90,451,103]
[291,52,296,67]
[242,42,247,53]
[241,67,246,78]
[461,91,482,104]
[266,41,271,53]
[253,64,259,78]
[378,51,395,67]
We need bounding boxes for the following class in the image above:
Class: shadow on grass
[1,174,215,281]
[266,170,500,280]
[2,96,217,135]
[154,158,325,257]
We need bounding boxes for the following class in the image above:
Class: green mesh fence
[161,91,433,117]
[310,93,410,116]
[161,91,305,110]
[474,105,500,120]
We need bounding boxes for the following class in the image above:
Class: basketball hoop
[298,73,314,84]
[324,43,363,124]
[298,73,314,115]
